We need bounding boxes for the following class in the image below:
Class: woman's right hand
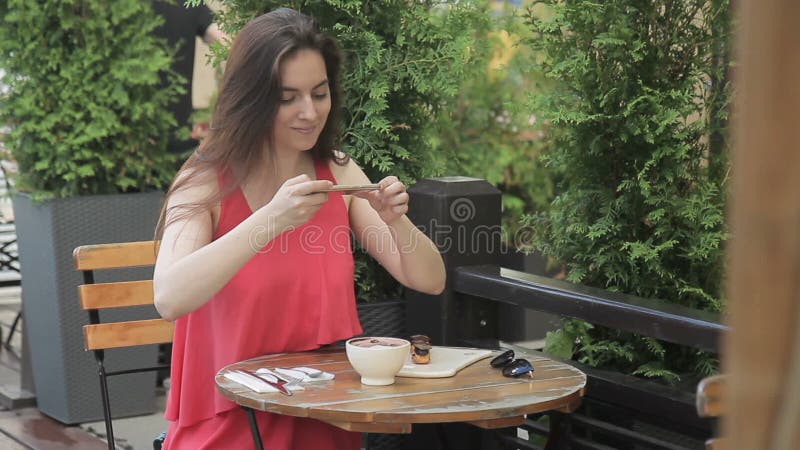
[260,174,332,233]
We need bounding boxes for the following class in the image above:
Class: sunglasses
[489,349,534,378]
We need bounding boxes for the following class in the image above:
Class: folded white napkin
[224,371,276,393]
[223,371,305,393]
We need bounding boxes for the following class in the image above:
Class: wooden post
[725,1,800,448]
[405,177,502,346]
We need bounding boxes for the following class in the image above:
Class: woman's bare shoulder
[168,166,219,208]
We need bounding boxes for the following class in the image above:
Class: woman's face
[273,49,332,155]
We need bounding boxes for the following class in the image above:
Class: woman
[153,8,446,450]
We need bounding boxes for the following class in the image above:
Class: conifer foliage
[523,1,732,382]
[0,1,182,198]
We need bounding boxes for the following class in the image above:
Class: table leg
[435,423,452,450]
[241,406,264,450]
[406,423,484,450]
[544,412,570,450]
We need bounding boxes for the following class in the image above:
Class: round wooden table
[216,346,585,448]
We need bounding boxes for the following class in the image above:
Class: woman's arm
[153,178,273,321]
[153,173,333,321]
[341,161,446,295]
[369,212,447,295]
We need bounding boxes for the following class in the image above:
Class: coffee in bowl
[348,337,407,348]
[345,337,411,386]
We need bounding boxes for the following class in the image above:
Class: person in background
[153,8,446,449]
[153,1,227,159]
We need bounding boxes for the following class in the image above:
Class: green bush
[0,1,181,199]
[189,0,493,301]
[523,0,732,383]
[439,9,556,238]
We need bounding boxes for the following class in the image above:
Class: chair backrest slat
[697,374,726,450]
[696,374,725,418]
[74,240,173,350]
[78,280,154,309]
[73,241,159,271]
[83,319,174,351]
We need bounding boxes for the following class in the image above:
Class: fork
[254,368,303,386]
[272,368,315,383]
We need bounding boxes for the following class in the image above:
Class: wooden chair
[73,241,173,450]
[696,374,726,450]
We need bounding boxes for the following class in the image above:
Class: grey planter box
[13,191,164,424]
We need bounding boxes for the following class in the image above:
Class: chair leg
[153,431,167,450]
[97,361,115,450]
[4,311,20,350]
[242,406,264,450]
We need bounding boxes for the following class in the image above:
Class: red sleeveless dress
[163,159,363,450]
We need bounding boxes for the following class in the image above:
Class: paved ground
[80,396,168,450]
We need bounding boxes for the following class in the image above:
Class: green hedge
[524,0,732,383]
[0,1,181,198]
[439,8,556,238]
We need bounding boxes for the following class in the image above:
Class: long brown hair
[155,8,347,239]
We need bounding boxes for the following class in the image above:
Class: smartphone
[317,184,380,194]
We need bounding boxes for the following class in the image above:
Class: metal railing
[451,266,724,449]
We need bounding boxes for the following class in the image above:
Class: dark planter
[13,191,164,424]
[356,299,407,339]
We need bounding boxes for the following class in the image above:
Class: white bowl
[345,337,411,386]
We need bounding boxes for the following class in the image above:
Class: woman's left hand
[354,176,409,225]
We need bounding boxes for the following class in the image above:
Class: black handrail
[452,265,727,353]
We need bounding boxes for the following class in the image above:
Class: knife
[237,370,293,396]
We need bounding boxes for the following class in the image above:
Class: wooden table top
[215,347,586,434]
